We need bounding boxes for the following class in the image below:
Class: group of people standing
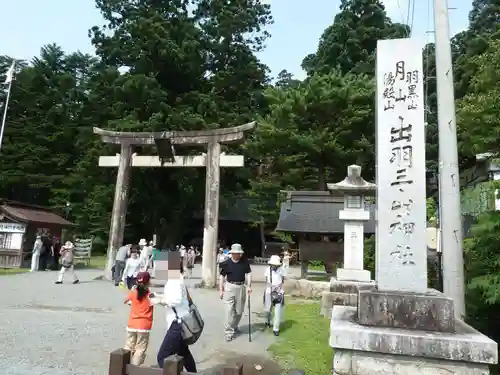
[120,242,289,373]
[30,236,80,285]
[218,244,287,341]
[121,253,198,372]
[114,239,155,288]
[30,236,62,272]
[178,245,199,278]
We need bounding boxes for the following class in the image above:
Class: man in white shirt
[122,246,141,289]
[264,255,285,336]
[30,236,42,272]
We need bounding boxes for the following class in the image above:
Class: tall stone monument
[329,38,497,374]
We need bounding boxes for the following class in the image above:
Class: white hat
[63,241,74,249]
[138,238,147,246]
[268,255,281,266]
[229,243,244,254]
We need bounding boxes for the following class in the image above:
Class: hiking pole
[248,293,252,342]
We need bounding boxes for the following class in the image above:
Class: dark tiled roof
[276,191,376,234]
[0,200,74,227]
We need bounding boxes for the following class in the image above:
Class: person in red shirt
[123,271,155,365]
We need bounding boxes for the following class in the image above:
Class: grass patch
[308,264,324,271]
[73,254,107,270]
[268,302,331,374]
[89,255,106,269]
[0,268,29,276]
[307,275,330,282]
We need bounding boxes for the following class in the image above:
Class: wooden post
[162,355,183,375]
[222,364,243,375]
[106,143,132,280]
[201,141,221,287]
[108,348,130,375]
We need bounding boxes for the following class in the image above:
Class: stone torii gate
[93,122,255,287]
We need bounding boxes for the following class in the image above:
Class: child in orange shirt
[124,271,155,365]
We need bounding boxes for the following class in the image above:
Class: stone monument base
[330,306,497,375]
[358,287,455,332]
[320,278,374,317]
[336,268,371,282]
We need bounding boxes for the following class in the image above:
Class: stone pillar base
[336,268,371,282]
[330,306,497,375]
[320,279,374,317]
[358,287,455,332]
[333,349,491,375]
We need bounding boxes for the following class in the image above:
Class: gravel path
[0,266,284,375]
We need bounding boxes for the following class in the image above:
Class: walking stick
[248,293,252,342]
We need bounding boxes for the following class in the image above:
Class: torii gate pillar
[108,143,132,272]
[203,141,221,287]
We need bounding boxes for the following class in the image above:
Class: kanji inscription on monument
[375,38,427,293]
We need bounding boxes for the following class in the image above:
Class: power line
[424,0,435,124]
[410,0,416,34]
[406,0,412,26]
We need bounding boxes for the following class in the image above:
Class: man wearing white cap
[264,255,285,336]
[219,243,252,341]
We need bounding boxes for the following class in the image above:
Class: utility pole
[434,0,465,318]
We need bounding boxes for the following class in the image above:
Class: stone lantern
[327,164,375,282]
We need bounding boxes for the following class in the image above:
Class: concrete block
[330,278,374,293]
[320,291,358,317]
[283,278,330,299]
[320,279,375,317]
[358,288,455,332]
[337,268,371,282]
[333,349,491,375]
[330,306,497,365]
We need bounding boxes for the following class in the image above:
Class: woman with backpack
[55,241,79,285]
[263,255,285,336]
[153,260,198,372]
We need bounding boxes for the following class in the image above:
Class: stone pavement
[0,266,286,375]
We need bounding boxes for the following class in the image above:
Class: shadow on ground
[202,352,282,375]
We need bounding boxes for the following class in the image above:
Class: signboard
[0,222,26,233]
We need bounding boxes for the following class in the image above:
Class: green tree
[61,0,274,261]
[275,69,300,88]
[247,71,375,222]
[464,210,500,375]
[0,47,95,214]
[457,38,500,155]
[302,0,408,76]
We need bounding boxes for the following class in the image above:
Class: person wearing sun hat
[263,255,285,336]
[55,241,80,285]
[219,243,252,341]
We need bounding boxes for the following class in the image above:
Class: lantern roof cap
[327,165,376,197]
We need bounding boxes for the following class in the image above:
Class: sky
[1,0,471,80]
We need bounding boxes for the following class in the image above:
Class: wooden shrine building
[0,199,74,268]
[276,191,376,278]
